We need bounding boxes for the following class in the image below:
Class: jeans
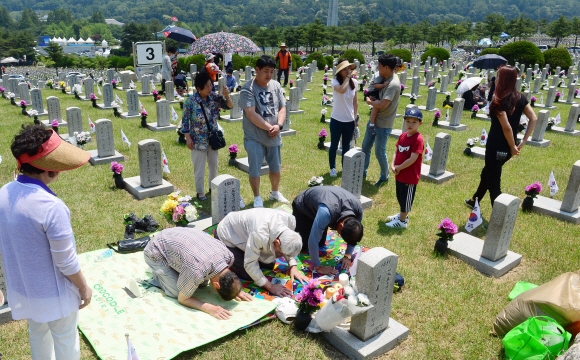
[472,148,512,206]
[329,119,356,170]
[28,311,80,360]
[277,69,289,86]
[362,121,392,180]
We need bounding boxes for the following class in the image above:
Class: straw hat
[335,60,356,74]
[205,53,215,61]
[280,43,287,48]
[17,130,90,172]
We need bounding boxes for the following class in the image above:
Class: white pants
[27,311,80,360]
[190,148,219,194]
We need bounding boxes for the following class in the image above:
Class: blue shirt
[225,75,237,91]
[309,204,354,267]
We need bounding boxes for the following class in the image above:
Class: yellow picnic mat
[77,250,276,359]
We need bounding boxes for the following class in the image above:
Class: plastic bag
[312,298,350,331]
[503,316,571,360]
[508,281,538,300]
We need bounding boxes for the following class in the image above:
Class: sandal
[197,194,208,201]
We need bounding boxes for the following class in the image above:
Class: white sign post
[133,41,164,80]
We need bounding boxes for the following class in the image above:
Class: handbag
[502,316,571,360]
[107,235,151,254]
[200,101,226,150]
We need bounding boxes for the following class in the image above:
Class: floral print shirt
[181,92,227,151]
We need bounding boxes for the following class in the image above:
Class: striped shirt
[144,228,234,297]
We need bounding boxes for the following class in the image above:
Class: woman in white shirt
[328,59,359,177]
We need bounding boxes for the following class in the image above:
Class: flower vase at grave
[92,99,97,108]
[318,136,326,149]
[293,310,312,331]
[180,101,184,110]
[61,88,66,94]
[74,92,81,100]
[21,106,27,115]
[410,98,416,105]
[113,107,120,118]
[432,117,439,126]
[531,100,535,107]
[33,116,40,125]
[141,116,147,128]
[320,114,325,123]
[555,96,560,103]
[153,94,158,102]
[471,111,477,119]
[10,98,16,106]
[434,238,449,255]
[228,153,237,166]
[324,80,327,86]
[177,131,186,144]
[113,174,125,189]
[359,83,364,92]
[52,126,59,134]
[522,196,534,212]
[1,92,5,99]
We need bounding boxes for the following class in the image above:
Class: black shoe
[374,179,388,188]
[464,199,475,209]
[124,212,140,225]
[124,224,135,239]
[197,194,208,201]
[142,215,159,232]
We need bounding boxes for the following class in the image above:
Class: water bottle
[95,249,113,262]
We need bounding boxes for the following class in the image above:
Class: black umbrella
[162,26,197,44]
[472,54,508,70]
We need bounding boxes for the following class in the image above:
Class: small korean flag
[121,129,131,147]
[424,142,433,162]
[465,198,482,233]
[88,117,95,133]
[548,170,559,196]
[116,94,124,105]
[172,107,179,122]
[480,128,488,146]
[161,149,170,173]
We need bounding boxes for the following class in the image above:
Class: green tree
[45,42,65,67]
[507,15,535,40]
[283,26,305,53]
[484,14,506,38]
[19,8,39,31]
[546,16,570,48]
[363,20,387,56]
[536,19,548,34]
[0,6,14,29]
[570,17,580,48]
[394,23,409,47]
[120,22,154,56]
[90,11,105,24]
[47,8,74,25]
[149,19,163,41]
[304,18,326,52]
[326,26,344,56]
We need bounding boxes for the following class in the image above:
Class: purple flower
[90,93,97,100]
[152,89,158,95]
[438,218,458,235]
[457,79,463,84]
[141,109,148,116]
[531,96,537,102]
[472,104,479,112]
[20,100,27,107]
[110,161,124,175]
[111,79,117,84]
[525,181,542,196]
[556,92,562,97]
[0,86,4,92]
[400,84,406,90]
[434,110,441,118]
[318,128,328,137]
[323,75,328,80]
[228,144,239,153]
[51,119,59,127]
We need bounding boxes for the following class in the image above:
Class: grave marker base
[400,93,422,98]
[187,213,213,229]
[436,121,467,131]
[323,143,362,156]
[447,232,522,278]
[516,134,550,147]
[475,114,491,120]
[234,157,269,176]
[564,101,577,105]
[81,96,96,101]
[389,129,402,139]
[280,129,297,137]
[145,123,177,132]
[41,120,67,127]
[531,195,580,224]
[531,103,556,109]
[137,92,152,97]
[96,104,117,110]
[360,195,373,210]
[88,150,125,166]
[288,110,304,115]
[417,106,438,112]
[323,318,409,360]
[0,304,12,325]
[119,113,142,119]
[550,126,580,136]
[123,176,174,200]
[219,114,243,122]
[420,163,455,184]
[469,146,486,159]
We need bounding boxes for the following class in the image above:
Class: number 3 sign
[134,42,164,66]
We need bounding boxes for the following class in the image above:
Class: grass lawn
[0,70,579,360]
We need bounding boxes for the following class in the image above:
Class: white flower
[185,206,198,222]
[7,92,15,99]
[308,176,323,187]
[178,195,192,202]
[357,293,370,306]
[466,138,475,146]
[28,110,38,115]
[321,108,327,115]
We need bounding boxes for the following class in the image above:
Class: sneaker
[330,168,337,177]
[269,191,290,204]
[142,215,159,232]
[124,212,140,225]
[253,196,264,208]
[374,178,388,188]
[386,213,400,222]
[464,199,475,209]
[385,218,408,229]
[124,224,135,239]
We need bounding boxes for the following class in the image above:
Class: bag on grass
[503,316,571,360]
[107,235,151,254]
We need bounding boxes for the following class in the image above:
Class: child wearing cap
[386,108,424,229]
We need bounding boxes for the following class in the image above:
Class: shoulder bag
[200,101,226,150]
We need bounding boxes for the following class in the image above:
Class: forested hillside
[4,0,580,27]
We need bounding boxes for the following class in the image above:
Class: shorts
[396,180,417,213]
[244,138,281,178]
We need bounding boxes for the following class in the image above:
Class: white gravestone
[124,139,174,200]
[437,98,467,131]
[221,92,242,122]
[341,149,372,209]
[551,104,580,136]
[566,84,576,103]
[411,76,420,96]
[448,194,523,277]
[424,69,432,86]
[97,84,115,109]
[412,66,419,78]
[88,119,124,165]
[120,89,141,118]
[8,79,19,97]
[106,69,115,84]
[323,248,409,359]
[83,78,95,100]
[140,75,151,95]
[210,174,241,224]
[439,75,449,94]
[120,72,131,90]
[165,81,176,102]
[42,96,67,127]
[66,107,83,139]
[146,99,177,132]
[29,88,47,116]
[418,87,437,111]
[288,87,304,114]
[245,66,252,82]
[532,160,580,224]
[280,110,296,137]
[18,83,30,104]
[518,110,550,147]
[533,77,541,93]
[420,132,455,184]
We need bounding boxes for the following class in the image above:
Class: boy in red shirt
[386,107,424,229]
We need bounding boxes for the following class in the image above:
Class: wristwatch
[344,254,352,260]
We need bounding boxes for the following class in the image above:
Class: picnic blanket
[77,250,276,360]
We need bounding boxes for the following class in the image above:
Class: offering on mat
[325,287,336,299]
